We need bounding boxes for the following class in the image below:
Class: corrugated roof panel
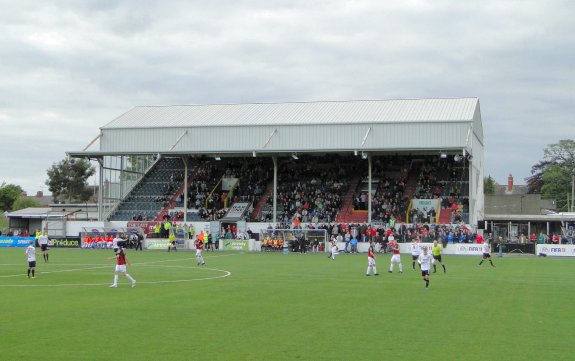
[101,98,479,129]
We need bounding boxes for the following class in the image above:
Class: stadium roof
[69,97,484,158]
[103,97,480,129]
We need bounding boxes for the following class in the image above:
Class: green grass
[0,249,571,361]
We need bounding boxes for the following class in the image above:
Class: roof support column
[97,158,104,222]
[183,157,188,223]
[368,155,372,224]
[273,156,278,225]
[120,156,124,199]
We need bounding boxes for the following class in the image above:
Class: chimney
[507,174,514,193]
[36,191,44,197]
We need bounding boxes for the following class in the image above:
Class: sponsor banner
[411,199,440,212]
[397,243,481,255]
[398,243,434,254]
[536,244,575,257]
[222,177,239,191]
[126,221,157,234]
[145,239,170,250]
[222,239,249,251]
[50,238,81,248]
[0,236,35,247]
[145,238,186,250]
[451,243,485,255]
[225,202,250,218]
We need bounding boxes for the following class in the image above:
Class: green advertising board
[221,239,249,251]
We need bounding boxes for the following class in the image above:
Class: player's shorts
[196,249,202,256]
[411,255,419,261]
[28,261,36,267]
[421,270,430,276]
[115,264,127,273]
[482,253,491,259]
[391,254,401,264]
[41,244,48,251]
[433,255,442,262]
[368,257,376,267]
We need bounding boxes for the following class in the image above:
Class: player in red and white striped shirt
[388,240,403,273]
[108,247,136,288]
[195,238,205,265]
[366,246,379,276]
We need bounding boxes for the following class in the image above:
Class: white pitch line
[0,256,234,286]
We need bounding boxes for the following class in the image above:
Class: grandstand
[68,98,484,231]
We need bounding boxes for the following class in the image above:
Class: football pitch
[0,248,571,361]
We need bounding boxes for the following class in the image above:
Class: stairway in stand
[335,177,368,223]
[250,182,274,221]
[438,207,452,224]
[399,161,422,223]
[156,175,194,221]
[403,162,421,199]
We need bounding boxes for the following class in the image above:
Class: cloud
[0,0,573,192]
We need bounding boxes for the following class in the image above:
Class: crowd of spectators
[264,155,355,224]
[351,156,410,224]
[175,158,273,221]
[118,152,473,225]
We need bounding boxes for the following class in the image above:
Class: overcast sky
[1,0,573,195]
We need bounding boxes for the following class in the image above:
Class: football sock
[479,260,484,265]
[425,280,429,287]
[113,275,118,285]
[28,268,30,277]
[32,269,35,277]
[373,267,378,274]
[433,264,437,272]
[126,274,135,283]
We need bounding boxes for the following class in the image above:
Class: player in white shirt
[38,232,49,263]
[478,239,496,267]
[386,233,395,254]
[328,236,338,260]
[410,237,421,270]
[112,234,123,252]
[417,247,434,290]
[26,241,37,278]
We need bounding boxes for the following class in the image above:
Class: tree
[12,196,41,211]
[46,158,96,203]
[484,176,496,195]
[0,182,24,211]
[526,139,575,211]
